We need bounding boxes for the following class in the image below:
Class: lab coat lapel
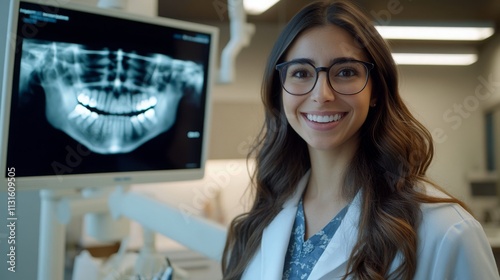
[308,190,362,279]
[259,204,297,278]
[259,171,310,279]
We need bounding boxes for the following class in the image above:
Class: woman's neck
[301,144,357,239]
[305,141,358,204]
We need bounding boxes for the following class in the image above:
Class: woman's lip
[302,111,346,115]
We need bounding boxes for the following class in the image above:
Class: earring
[371,103,376,107]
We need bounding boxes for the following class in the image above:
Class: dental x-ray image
[19,39,204,154]
[5,2,213,178]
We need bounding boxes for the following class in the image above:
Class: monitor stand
[36,187,129,280]
[36,186,227,280]
[37,189,71,280]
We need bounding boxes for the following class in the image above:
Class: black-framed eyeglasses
[275,58,375,95]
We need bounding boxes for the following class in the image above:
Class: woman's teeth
[306,113,344,123]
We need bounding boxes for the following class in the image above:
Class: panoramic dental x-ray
[19,39,204,154]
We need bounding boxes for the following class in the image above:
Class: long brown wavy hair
[222,1,470,279]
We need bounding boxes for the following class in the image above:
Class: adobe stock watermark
[349,0,413,50]
[432,74,500,144]
[6,167,17,273]
[369,0,411,26]
[178,160,244,222]
[212,0,241,21]
[51,143,91,181]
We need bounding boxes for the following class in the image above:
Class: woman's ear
[370,97,377,107]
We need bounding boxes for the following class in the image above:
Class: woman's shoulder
[413,184,499,279]
[417,183,481,236]
[419,183,476,221]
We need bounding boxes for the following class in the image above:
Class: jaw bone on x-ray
[19,39,204,154]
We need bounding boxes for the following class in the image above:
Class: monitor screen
[0,0,218,190]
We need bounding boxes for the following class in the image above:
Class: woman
[222,1,499,279]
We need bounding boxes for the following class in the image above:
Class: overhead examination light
[244,0,280,15]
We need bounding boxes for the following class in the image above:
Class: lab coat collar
[259,170,362,279]
[259,170,310,278]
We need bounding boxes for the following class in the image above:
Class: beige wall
[398,64,485,201]
[207,23,276,159]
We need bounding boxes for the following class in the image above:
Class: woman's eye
[337,68,356,77]
[291,70,311,79]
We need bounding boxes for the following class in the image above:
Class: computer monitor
[0,0,218,191]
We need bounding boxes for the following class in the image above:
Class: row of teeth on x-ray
[71,90,159,139]
[76,89,158,116]
[69,102,156,139]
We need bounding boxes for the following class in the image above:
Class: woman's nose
[310,72,335,103]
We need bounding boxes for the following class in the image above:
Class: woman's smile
[301,111,347,131]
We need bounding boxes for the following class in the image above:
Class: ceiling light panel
[375,25,494,41]
[392,53,478,65]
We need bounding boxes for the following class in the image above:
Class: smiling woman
[221,1,500,279]
[280,25,375,153]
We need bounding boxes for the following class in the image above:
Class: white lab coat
[241,171,500,280]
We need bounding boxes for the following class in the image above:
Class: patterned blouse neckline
[282,198,349,280]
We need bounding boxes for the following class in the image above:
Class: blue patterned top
[282,199,349,280]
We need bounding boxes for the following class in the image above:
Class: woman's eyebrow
[330,56,360,64]
[284,56,362,65]
[285,58,315,64]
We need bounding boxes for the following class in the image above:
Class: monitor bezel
[0,0,218,191]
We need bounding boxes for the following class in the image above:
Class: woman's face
[281,25,375,152]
